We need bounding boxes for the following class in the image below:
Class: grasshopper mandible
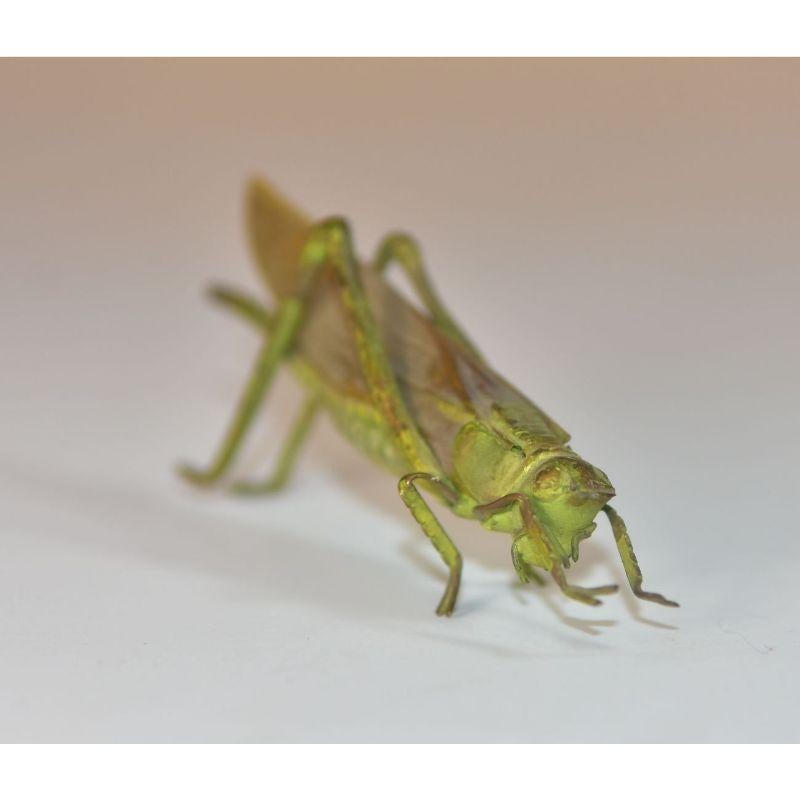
[180,179,677,616]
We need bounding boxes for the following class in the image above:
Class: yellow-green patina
[180,179,677,616]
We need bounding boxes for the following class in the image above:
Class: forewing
[454,355,571,451]
[295,270,477,469]
[296,267,569,470]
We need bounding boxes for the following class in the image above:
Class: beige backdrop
[1,60,798,741]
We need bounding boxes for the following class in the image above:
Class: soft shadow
[619,586,680,631]
[2,460,429,624]
[398,528,617,646]
[509,581,618,637]
[397,508,624,635]
[408,629,531,659]
[4,457,620,660]
[181,300,679,633]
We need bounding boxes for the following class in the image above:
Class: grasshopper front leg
[603,505,679,607]
[476,494,618,607]
[373,232,484,361]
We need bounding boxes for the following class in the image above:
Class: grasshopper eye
[532,461,573,499]
[532,459,615,504]
[530,458,616,548]
[533,465,561,491]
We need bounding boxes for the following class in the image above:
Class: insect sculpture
[181,179,677,616]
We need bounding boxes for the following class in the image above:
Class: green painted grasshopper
[181,179,677,616]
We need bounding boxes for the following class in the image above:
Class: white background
[1,59,798,742]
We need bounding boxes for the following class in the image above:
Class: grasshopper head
[530,457,615,560]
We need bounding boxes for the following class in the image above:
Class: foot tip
[177,463,211,488]
[590,584,619,596]
[636,590,680,608]
[207,284,228,302]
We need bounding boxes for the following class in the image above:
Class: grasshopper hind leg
[302,219,467,615]
[301,218,443,476]
[201,286,319,495]
[178,295,304,488]
[231,396,320,495]
[178,248,322,488]
[208,284,274,333]
[373,232,483,361]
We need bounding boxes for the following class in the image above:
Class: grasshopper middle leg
[398,473,463,616]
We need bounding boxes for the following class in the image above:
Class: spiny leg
[373,233,484,361]
[302,218,444,479]
[477,493,618,606]
[187,285,314,494]
[603,505,679,607]
[510,534,546,586]
[398,473,463,616]
[549,566,618,607]
[178,294,305,488]
[232,396,321,495]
